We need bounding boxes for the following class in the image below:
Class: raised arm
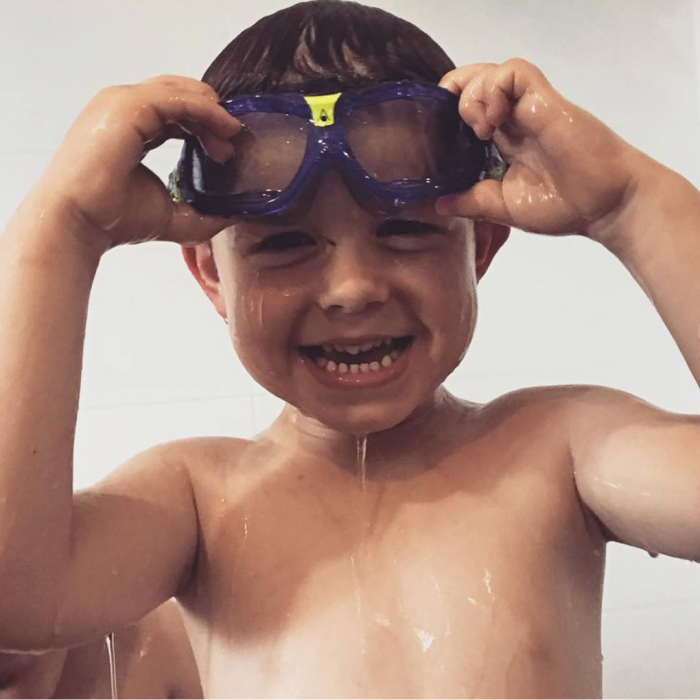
[569,145,700,560]
[0,75,240,651]
[434,59,700,560]
[0,199,199,651]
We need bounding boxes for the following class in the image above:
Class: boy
[0,600,202,698]
[0,1,698,697]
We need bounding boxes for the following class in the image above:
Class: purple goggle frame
[167,80,507,224]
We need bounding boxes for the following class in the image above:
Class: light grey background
[1,1,699,696]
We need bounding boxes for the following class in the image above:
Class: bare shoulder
[469,383,600,433]
[109,435,257,490]
[537,383,696,455]
[163,435,259,485]
[474,382,658,429]
[459,384,649,476]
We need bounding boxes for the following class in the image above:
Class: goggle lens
[344,97,464,182]
[194,112,310,195]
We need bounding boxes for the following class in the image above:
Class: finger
[164,200,243,246]
[496,58,550,102]
[435,179,513,226]
[137,83,242,142]
[482,68,514,133]
[140,74,224,102]
[96,84,241,179]
[142,118,235,163]
[460,71,492,140]
[485,59,555,136]
[438,63,497,95]
[442,60,554,140]
[440,65,501,140]
[141,122,189,156]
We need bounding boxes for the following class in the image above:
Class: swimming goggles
[167,80,508,225]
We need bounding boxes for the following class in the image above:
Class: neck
[268,386,477,479]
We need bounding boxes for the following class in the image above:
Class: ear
[473,221,510,281]
[180,242,228,320]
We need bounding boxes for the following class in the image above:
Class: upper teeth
[322,338,393,354]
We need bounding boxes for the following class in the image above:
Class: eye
[378,219,436,237]
[377,219,441,250]
[255,231,315,253]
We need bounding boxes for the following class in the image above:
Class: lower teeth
[315,351,402,373]
[305,337,411,374]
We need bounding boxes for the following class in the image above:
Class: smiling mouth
[299,336,413,373]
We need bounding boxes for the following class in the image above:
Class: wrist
[7,186,109,270]
[587,153,693,262]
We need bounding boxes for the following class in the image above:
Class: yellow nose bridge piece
[304,93,342,127]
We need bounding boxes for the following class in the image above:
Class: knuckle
[91,85,135,113]
[504,57,542,77]
[96,84,129,100]
[142,74,180,87]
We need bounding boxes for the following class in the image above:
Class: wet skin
[3,61,699,700]
[176,171,603,698]
[0,600,201,699]
[177,386,605,699]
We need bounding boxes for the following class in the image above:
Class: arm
[0,649,67,699]
[571,159,700,559]
[0,194,198,651]
[435,60,700,559]
[0,74,238,652]
[570,385,700,560]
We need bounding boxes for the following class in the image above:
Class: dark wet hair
[202,0,455,99]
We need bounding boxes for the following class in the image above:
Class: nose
[318,239,390,315]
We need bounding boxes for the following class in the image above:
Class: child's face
[195,169,493,435]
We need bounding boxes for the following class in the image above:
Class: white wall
[1,1,699,696]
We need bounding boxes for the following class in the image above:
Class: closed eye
[255,231,315,252]
[377,219,436,236]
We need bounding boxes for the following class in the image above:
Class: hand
[436,59,646,242]
[32,75,242,255]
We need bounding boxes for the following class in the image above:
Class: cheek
[415,242,477,352]
[231,282,304,382]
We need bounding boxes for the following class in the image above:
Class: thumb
[164,201,241,245]
[436,179,511,225]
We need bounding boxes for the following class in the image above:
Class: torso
[179,386,606,698]
[0,600,201,699]
[53,600,201,699]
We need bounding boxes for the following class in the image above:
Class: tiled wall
[2,1,699,696]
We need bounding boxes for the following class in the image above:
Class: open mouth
[298,336,414,388]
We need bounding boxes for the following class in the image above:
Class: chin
[303,394,428,436]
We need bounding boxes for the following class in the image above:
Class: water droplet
[414,627,435,652]
[105,632,118,699]
[355,434,367,492]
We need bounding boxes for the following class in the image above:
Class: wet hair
[202,0,456,99]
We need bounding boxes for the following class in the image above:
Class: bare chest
[182,455,605,698]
